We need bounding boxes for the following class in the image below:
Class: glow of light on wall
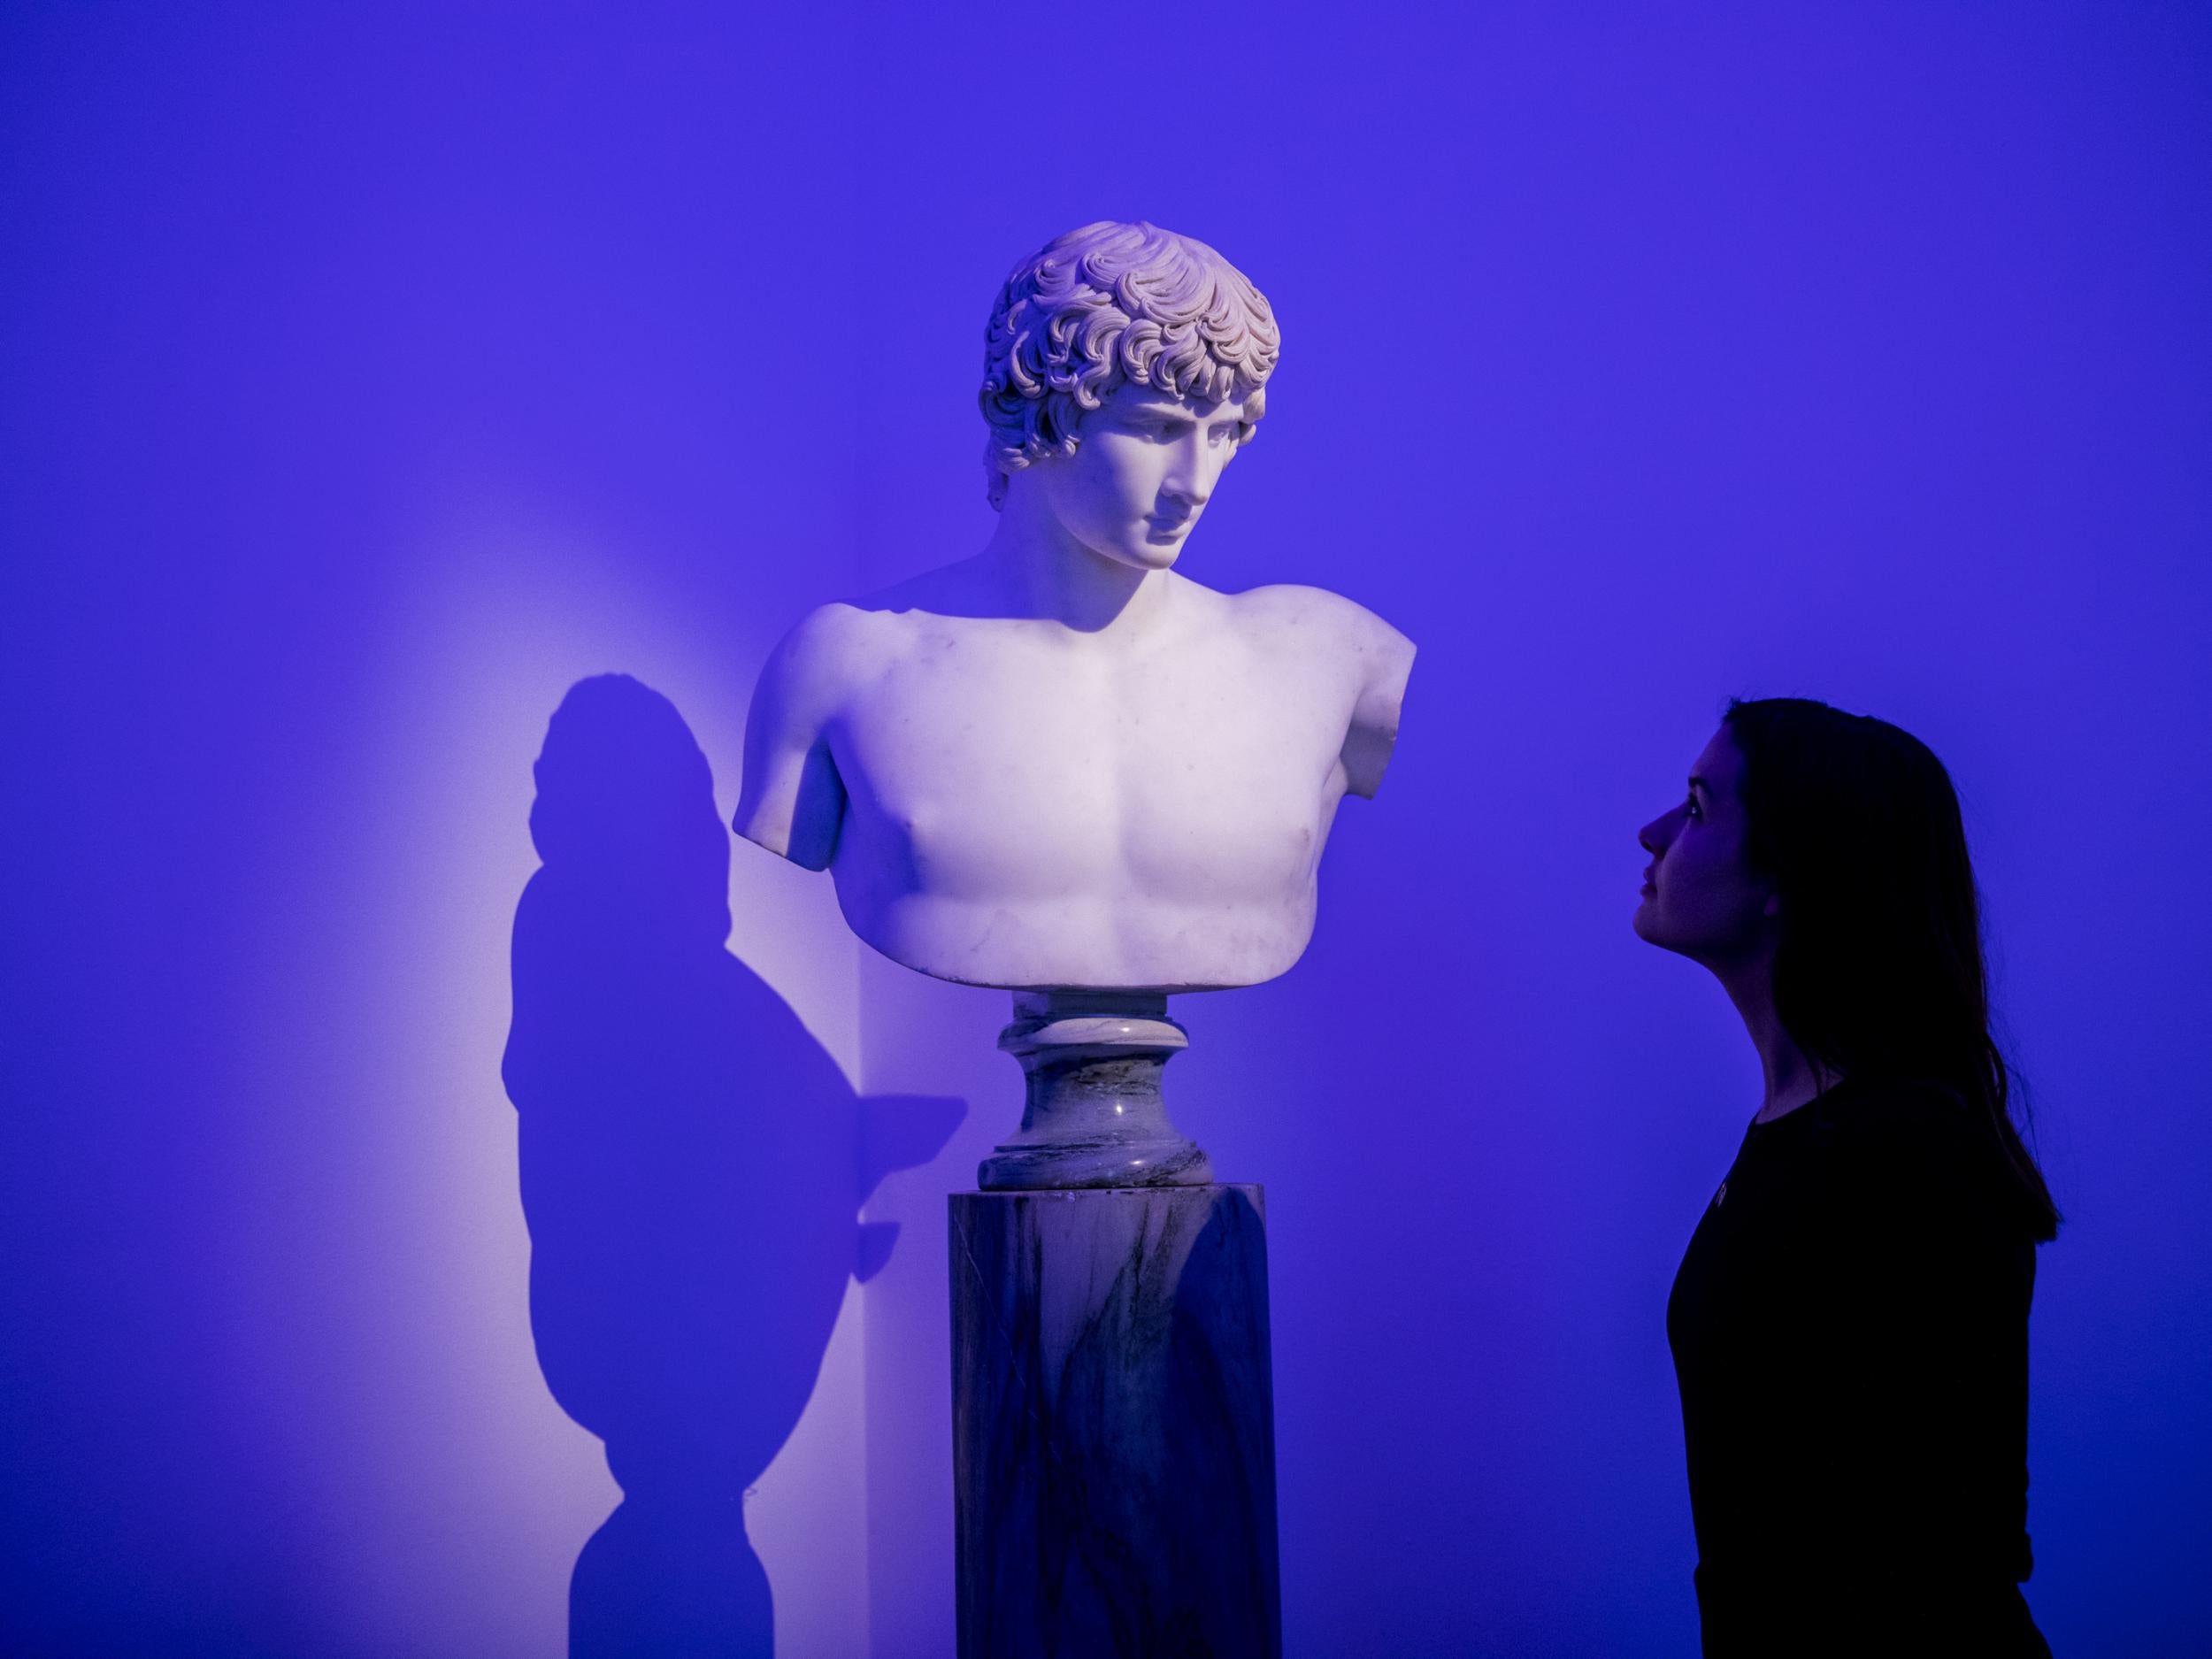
[293,506,870,1655]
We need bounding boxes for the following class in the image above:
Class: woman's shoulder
[1820,1074,1978,1139]
[1816,1076,2022,1219]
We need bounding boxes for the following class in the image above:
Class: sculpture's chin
[1082,534,1181,574]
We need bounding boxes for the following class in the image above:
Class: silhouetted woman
[1636,698,2058,1657]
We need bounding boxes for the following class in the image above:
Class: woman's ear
[1763,891,1783,918]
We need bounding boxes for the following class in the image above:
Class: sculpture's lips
[1144,515,1191,536]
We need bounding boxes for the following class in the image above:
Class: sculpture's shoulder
[1229,585,1415,800]
[759,597,912,709]
[1227,583,1416,675]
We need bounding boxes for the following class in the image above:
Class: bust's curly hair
[979,220,1279,508]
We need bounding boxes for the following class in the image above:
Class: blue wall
[6,4,2208,1655]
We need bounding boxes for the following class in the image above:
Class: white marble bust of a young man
[734,220,1414,994]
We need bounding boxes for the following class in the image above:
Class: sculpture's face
[1034,381,1258,572]
[1632,726,1779,966]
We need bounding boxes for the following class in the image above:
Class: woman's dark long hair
[1724,697,2061,1242]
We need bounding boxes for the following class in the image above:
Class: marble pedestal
[979,991,1212,1191]
[949,1184,1281,1659]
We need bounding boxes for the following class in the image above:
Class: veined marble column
[949,1184,1281,1659]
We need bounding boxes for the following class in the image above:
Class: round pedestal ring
[976,990,1214,1191]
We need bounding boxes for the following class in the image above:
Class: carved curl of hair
[979,220,1279,508]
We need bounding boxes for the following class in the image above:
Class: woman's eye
[1686,797,1702,822]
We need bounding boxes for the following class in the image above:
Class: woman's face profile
[1634,726,1778,966]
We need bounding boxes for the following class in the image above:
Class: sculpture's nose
[1164,433,1221,509]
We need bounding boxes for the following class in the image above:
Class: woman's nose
[1639,816,1668,856]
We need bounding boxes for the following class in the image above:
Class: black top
[1667,1077,2051,1657]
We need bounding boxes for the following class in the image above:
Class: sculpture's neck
[979,496,1171,636]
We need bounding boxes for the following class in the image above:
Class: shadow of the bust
[502,673,960,1657]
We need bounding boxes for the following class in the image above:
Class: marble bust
[734,220,1414,995]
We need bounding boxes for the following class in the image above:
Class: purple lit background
[5,5,2208,1655]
